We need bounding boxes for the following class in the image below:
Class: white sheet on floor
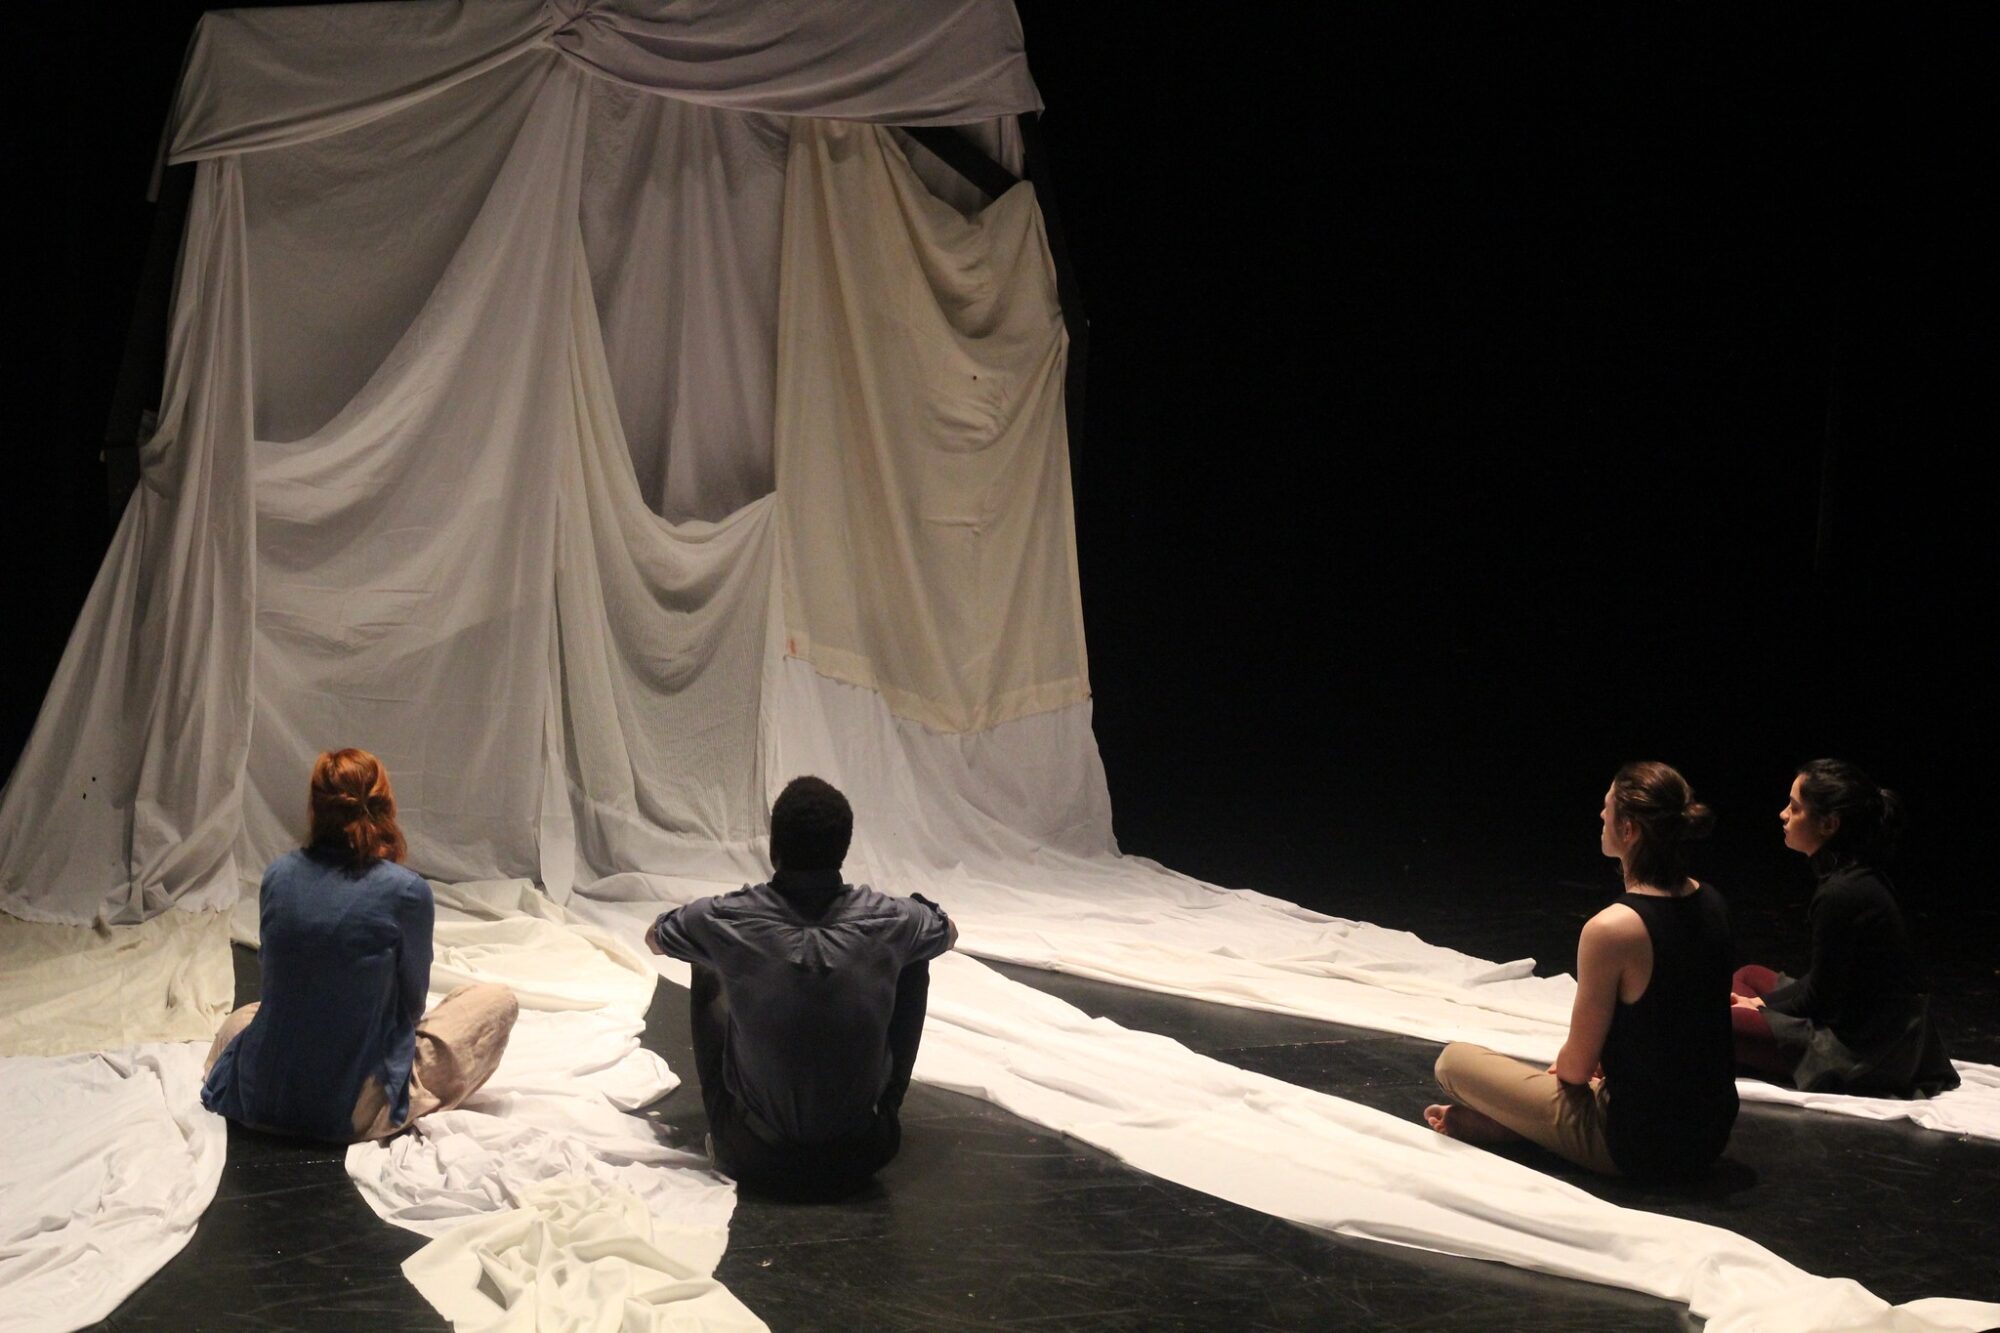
[0,909,234,1057]
[913,953,2000,1333]
[575,892,2000,1333]
[0,1042,225,1333]
[0,912,234,1333]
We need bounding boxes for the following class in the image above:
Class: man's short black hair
[770,776,852,872]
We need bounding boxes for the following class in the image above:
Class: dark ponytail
[1796,758,1902,873]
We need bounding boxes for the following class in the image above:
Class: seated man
[647,776,956,1199]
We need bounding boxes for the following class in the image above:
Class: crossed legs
[1426,1042,1620,1176]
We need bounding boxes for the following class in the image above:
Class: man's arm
[648,899,718,966]
[906,893,957,959]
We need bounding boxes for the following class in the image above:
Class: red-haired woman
[201,749,518,1142]
[1423,763,1739,1180]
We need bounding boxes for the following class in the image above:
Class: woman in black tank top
[1426,762,1739,1180]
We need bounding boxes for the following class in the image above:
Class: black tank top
[1599,886,1739,1180]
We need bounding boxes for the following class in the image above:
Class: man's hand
[644,921,666,955]
[1732,994,1764,1012]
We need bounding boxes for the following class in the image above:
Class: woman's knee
[481,984,520,1033]
[204,1002,260,1075]
[1434,1042,1481,1094]
[1732,964,1777,996]
[439,982,519,1038]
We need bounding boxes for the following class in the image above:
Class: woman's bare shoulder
[1581,901,1650,947]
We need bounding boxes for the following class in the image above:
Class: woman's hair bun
[1680,799,1715,840]
[1877,786,1906,842]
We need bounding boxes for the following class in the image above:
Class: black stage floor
[84,839,2000,1331]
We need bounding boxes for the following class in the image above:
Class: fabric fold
[547,0,1040,125]
[550,250,779,884]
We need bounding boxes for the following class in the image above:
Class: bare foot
[1423,1102,1518,1145]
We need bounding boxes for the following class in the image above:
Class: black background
[7,4,1995,924]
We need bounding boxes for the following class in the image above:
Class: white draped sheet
[776,122,1087,733]
[1,5,1048,926]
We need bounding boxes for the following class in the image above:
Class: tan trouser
[204,983,519,1142]
[1433,1041,1620,1176]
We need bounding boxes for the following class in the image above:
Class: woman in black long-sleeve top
[1731,759,1959,1096]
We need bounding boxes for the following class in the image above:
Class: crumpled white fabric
[400,1177,764,1333]
[1735,1059,2000,1134]
[0,1042,226,1333]
[0,912,233,1333]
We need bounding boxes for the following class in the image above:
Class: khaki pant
[1433,1041,1620,1176]
[205,983,519,1142]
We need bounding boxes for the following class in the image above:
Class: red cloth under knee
[1730,998,1796,1080]
[1732,963,1783,999]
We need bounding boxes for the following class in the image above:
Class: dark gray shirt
[652,873,954,1142]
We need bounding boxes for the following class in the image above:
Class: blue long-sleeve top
[202,848,433,1141]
